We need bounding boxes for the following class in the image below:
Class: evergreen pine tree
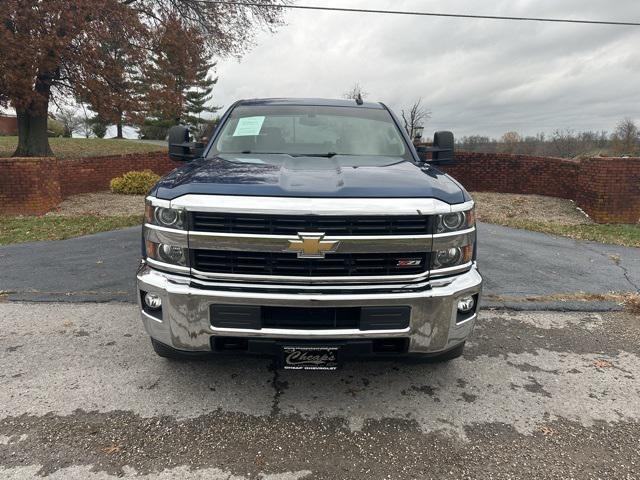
[184,51,219,131]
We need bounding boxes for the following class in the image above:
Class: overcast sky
[213,0,640,138]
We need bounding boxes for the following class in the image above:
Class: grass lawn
[0,136,166,159]
[0,215,142,245]
[490,220,640,248]
[473,192,640,248]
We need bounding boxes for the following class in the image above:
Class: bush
[91,117,108,139]
[110,170,160,195]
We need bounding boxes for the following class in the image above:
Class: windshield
[208,105,411,159]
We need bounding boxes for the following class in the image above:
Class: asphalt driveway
[1,222,638,308]
[1,303,638,479]
[1,224,639,478]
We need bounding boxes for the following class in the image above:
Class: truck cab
[137,98,482,369]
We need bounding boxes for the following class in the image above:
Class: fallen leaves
[101,444,122,454]
[539,425,557,436]
[593,359,614,369]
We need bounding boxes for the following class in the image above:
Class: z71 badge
[396,258,423,267]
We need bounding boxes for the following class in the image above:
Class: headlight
[436,209,475,233]
[155,207,181,227]
[145,201,185,230]
[145,240,188,266]
[432,244,473,270]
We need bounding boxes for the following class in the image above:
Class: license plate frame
[281,345,340,371]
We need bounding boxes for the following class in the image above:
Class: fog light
[144,292,162,310]
[457,295,475,313]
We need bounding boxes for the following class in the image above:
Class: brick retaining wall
[0,152,179,216]
[1,151,639,223]
[57,152,179,198]
[439,152,640,224]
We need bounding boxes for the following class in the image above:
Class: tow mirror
[168,125,205,161]
[416,131,456,165]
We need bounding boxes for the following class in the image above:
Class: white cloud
[212,0,640,137]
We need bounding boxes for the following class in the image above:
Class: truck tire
[432,342,465,362]
[150,338,208,360]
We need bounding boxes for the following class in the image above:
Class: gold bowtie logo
[286,233,340,258]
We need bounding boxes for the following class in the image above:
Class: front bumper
[136,264,483,355]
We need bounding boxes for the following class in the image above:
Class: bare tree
[549,129,582,158]
[401,98,431,140]
[77,103,95,138]
[55,106,83,138]
[343,82,368,101]
[611,118,639,154]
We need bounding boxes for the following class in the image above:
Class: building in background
[0,114,18,135]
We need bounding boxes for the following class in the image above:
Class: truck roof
[235,98,385,109]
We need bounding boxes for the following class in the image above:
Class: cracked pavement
[1,223,638,478]
[1,302,639,478]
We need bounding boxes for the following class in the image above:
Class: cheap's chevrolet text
[137,98,482,369]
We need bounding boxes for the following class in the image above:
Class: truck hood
[154,154,466,203]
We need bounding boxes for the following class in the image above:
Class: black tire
[432,342,465,362]
[150,338,208,360]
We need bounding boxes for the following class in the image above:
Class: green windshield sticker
[233,116,265,136]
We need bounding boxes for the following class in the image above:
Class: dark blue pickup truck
[137,98,482,370]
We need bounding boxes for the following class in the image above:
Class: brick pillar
[0,158,62,215]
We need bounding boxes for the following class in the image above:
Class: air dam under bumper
[136,264,482,355]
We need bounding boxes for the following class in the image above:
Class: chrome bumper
[136,264,482,355]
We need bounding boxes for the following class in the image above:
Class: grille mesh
[192,250,428,277]
[191,212,432,236]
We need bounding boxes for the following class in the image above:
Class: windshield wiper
[291,152,340,158]
[235,151,342,158]
[237,151,290,155]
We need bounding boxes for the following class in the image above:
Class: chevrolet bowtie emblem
[285,233,340,259]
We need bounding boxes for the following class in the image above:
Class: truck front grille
[192,250,429,277]
[191,212,432,236]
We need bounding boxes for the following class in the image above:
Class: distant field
[0,136,166,159]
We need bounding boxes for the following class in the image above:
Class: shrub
[110,170,160,195]
[91,117,108,138]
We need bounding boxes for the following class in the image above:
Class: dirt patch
[49,192,145,217]
[472,192,591,226]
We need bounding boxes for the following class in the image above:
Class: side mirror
[431,131,455,165]
[168,125,205,161]
[416,131,456,165]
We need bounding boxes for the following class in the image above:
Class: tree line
[458,118,640,158]
[0,0,287,157]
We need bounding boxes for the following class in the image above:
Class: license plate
[282,346,340,371]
